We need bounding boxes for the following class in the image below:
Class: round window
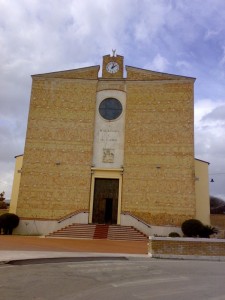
[99,98,122,121]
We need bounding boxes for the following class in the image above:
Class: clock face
[106,62,119,74]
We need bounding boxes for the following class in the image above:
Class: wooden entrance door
[92,178,119,224]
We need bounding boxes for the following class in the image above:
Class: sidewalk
[0,236,149,262]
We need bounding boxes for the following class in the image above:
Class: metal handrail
[121,211,151,228]
[57,209,88,223]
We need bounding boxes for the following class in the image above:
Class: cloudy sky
[0,0,225,200]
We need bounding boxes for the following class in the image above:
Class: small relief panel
[103,149,115,163]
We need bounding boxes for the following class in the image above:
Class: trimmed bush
[168,232,180,237]
[0,213,20,235]
[181,219,218,238]
[181,219,204,237]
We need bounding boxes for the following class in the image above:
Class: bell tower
[102,50,124,79]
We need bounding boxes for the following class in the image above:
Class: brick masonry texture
[17,68,99,219]
[149,237,225,257]
[211,215,225,229]
[16,61,196,225]
[123,70,195,226]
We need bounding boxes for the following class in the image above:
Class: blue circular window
[99,98,122,121]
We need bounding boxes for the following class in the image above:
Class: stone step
[108,226,147,241]
[48,224,95,239]
[48,224,148,241]
[93,225,109,239]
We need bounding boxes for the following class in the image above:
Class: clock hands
[106,61,119,73]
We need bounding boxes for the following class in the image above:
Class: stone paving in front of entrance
[0,235,148,262]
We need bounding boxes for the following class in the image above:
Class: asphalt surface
[1,257,225,300]
[1,236,225,299]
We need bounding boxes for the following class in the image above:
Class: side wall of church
[122,79,196,226]
[16,76,97,219]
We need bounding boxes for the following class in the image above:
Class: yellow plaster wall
[122,78,196,226]
[16,73,98,219]
[9,155,23,214]
[195,159,210,224]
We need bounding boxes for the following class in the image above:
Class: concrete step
[48,224,95,239]
[48,224,148,241]
[108,226,147,241]
[93,225,109,239]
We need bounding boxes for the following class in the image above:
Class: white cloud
[195,99,225,198]
[0,0,225,200]
[152,54,170,72]
[194,99,220,124]
[176,60,191,72]
[220,46,225,66]
[133,1,172,42]
[0,163,14,200]
[204,29,220,40]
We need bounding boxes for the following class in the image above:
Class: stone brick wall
[211,215,225,229]
[211,215,225,238]
[16,60,197,226]
[149,237,225,259]
[123,72,195,226]
[37,66,100,79]
[17,68,99,219]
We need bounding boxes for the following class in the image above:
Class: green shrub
[153,234,167,237]
[199,225,218,238]
[181,219,218,238]
[0,213,20,235]
[168,232,180,237]
[181,219,204,237]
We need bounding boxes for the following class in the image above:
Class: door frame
[89,168,123,224]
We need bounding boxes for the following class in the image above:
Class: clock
[106,62,119,74]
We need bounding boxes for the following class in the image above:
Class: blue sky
[0,0,225,199]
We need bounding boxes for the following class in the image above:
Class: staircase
[48,224,96,239]
[107,225,147,241]
[93,224,109,239]
[48,224,148,241]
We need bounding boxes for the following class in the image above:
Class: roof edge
[126,65,196,81]
[15,154,24,158]
[195,158,210,165]
[31,65,100,77]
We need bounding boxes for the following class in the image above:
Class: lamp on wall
[210,178,214,183]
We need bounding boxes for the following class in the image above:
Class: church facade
[10,53,210,235]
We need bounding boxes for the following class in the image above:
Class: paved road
[1,257,225,300]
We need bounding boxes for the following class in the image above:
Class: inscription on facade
[99,129,119,142]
